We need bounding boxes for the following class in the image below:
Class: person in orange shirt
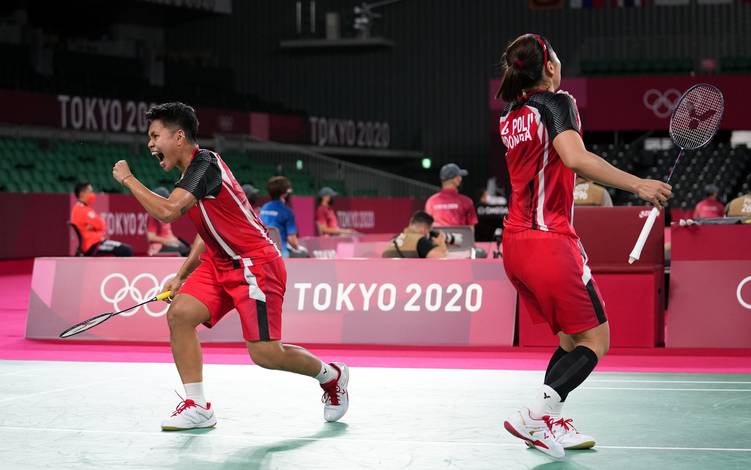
[70,182,133,256]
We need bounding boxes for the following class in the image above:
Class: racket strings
[669,85,724,150]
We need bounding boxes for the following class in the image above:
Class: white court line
[0,377,129,404]
[590,380,751,385]
[0,425,750,453]
[582,387,751,392]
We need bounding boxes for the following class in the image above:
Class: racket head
[669,84,724,151]
[58,312,114,338]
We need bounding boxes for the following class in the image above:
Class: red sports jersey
[693,198,724,219]
[176,148,280,269]
[425,188,479,227]
[500,91,581,237]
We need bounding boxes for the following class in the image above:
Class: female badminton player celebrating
[496,34,671,458]
[111,103,348,431]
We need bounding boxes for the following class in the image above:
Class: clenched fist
[112,160,133,185]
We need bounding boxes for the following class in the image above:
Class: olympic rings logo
[737,276,751,310]
[643,89,681,119]
[99,273,175,317]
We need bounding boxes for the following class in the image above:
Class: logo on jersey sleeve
[500,112,536,150]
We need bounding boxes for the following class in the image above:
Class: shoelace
[554,418,577,433]
[320,380,343,406]
[542,415,557,432]
[171,391,198,417]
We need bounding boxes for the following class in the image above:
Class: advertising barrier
[26,257,516,347]
[667,225,751,348]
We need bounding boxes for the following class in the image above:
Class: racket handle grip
[156,291,173,301]
[628,207,660,264]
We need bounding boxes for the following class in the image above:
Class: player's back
[500,91,581,237]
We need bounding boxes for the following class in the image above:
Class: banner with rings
[26,257,517,346]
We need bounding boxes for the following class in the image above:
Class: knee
[166,304,202,330]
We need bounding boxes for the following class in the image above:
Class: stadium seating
[0,137,328,196]
[590,142,751,210]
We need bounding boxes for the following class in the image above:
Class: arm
[287,234,299,249]
[113,160,195,222]
[164,235,206,296]
[553,131,672,209]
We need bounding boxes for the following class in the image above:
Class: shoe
[552,417,596,450]
[320,362,349,422]
[161,396,217,431]
[504,407,565,459]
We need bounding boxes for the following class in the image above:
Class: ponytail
[496,34,551,103]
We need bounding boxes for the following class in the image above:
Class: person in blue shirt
[259,176,301,257]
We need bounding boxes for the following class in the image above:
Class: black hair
[145,102,199,142]
[497,34,552,103]
[267,176,292,200]
[410,211,434,227]
[74,181,91,198]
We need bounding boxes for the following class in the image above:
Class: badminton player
[111,102,349,431]
[495,34,671,458]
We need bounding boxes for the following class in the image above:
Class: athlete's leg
[161,293,216,431]
[245,340,326,377]
[166,294,211,384]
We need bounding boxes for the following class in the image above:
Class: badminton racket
[628,84,724,264]
[59,290,173,338]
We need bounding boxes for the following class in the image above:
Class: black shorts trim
[255,299,270,341]
[585,280,607,325]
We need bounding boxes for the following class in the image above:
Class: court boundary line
[582,387,751,392]
[1,425,750,452]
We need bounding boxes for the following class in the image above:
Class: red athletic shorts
[180,256,286,341]
[502,229,607,335]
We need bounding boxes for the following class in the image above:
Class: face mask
[86,193,97,205]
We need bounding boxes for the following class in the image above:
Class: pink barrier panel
[26,257,516,346]
[519,271,663,348]
[667,225,751,348]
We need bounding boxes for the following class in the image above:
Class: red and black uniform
[177,147,283,341]
[500,91,607,335]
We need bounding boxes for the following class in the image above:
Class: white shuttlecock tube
[628,207,660,264]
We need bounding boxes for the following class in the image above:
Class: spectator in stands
[147,187,190,256]
[242,183,260,210]
[693,184,724,219]
[70,182,133,257]
[316,187,354,236]
[259,176,304,257]
[574,176,613,207]
[425,163,478,229]
[726,192,751,219]
[382,211,448,259]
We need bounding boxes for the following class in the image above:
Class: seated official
[147,187,190,256]
[316,187,354,236]
[382,211,448,259]
[693,184,724,219]
[70,182,133,257]
[574,176,613,207]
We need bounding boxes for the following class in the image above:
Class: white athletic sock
[184,382,207,407]
[315,362,339,384]
[529,385,564,418]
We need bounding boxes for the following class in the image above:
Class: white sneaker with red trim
[504,407,565,459]
[320,362,349,422]
[552,417,596,449]
[161,398,217,431]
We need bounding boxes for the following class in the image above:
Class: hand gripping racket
[628,84,724,264]
[59,291,173,338]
